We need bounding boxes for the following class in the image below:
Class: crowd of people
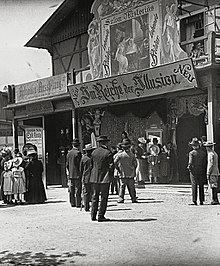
[65,132,219,222]
[0,145,46,205]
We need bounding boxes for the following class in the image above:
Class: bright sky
[0,0,63,90]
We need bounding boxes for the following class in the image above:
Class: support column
[12,118,18,149]
[212,69,220,156]
[72,109,78,139]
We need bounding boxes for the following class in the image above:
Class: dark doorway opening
[45,111,72,186]
[176,114,206,183]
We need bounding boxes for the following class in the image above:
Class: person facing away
[187,137,207,205]
[25,149,47,204]
[66,138,82,208]
[114,139,138,203]
[203,141,220,205]
[109,145,119,195]
[80,144,95,212]
[89,135,113,222]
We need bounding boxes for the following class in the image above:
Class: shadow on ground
[0,250,86,265]
[109,218,157,222]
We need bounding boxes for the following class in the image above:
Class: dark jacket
[188,148,207,183]
[90,145,113,184]
[80,154,92,184]
[66,147,82,179]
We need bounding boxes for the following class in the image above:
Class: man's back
[66,147,81,179]
[115,150,137,178]
[90,146,112,183]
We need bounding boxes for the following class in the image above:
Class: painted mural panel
[101,2,160,78]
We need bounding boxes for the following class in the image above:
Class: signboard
[68,58,198,108]
[15,73,67,103]
[25,128,43,159]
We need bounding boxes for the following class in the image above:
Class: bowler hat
[189,137,200,146]
[121,139,131,149]
[83,144,95,151]
[203,141,216,147]
[96,135,110,142]
[72,138,80,144]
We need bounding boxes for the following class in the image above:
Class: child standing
[12,157,26,204]
[1,160,13,204]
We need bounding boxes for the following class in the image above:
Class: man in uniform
[90,135,113,222]
[66,138,82,208]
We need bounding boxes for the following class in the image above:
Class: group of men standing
[66,135,137,222]
[187,137,220,205]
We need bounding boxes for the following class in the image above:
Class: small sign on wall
[25,128,43,160]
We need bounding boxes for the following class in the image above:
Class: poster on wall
[101,1,160,78]
[25,128,43,160]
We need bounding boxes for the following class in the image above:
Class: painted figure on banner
[115,37,128,74]
[87,19,102,80]
[161,0,187,64]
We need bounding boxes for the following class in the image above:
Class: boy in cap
[80,144,95,211]
[66,138,82,208]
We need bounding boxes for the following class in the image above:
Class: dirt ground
[0,184,220,266]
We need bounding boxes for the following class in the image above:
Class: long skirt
[136,159,148,182]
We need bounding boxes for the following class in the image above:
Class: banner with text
[15,73,67,103]
[68,58,198,108]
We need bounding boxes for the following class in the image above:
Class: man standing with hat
[80,143,95,212]
[66,138,82,208]
[203,141,219,205]
[90,135,113,222]
[187,137,207,205]
[114,139,138,203]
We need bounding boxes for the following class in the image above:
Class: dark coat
[66,147,82,179]
[90,145,113,184]
[80,154,92,184]
[188,148,207,183]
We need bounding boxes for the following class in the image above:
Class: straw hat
[83,144,95,151]
[4,160,12,171]
[27,148,37,156]
[13,157,23,168]
[203,141,216,147]
[189,137,200,146]
[138,137,147,144]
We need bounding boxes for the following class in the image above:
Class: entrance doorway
[44,111,72,186]
[176,114,206,182]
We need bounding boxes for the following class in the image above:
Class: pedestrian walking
[110,146,119,195]
[25,149,47,204]
[90,135,113,222]
[114,139,138,203]
[66,138,82,208]
[80,144,95,212]
[203,141,220,205]
[187,137,207,205]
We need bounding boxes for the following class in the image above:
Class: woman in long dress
[25,150,46,204]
